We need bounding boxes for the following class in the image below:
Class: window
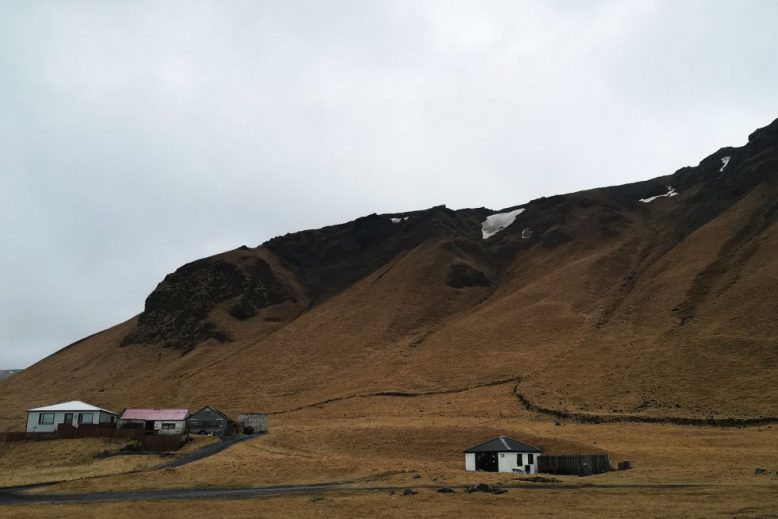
[527,454,534,464]
[161,423,176,430]
[78,413,93,424]
[517,453,523,465]
[38,413,55,424]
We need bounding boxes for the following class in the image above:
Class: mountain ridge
[1,117,776,430]
[0,371,20,382]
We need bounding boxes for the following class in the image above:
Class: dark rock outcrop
[446,262,491,288]
[265,205,490,302]
[122,256,291,351]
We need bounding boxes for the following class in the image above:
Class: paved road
[0,482,697,505]
[0,482,345,505]
[154,434,259,470]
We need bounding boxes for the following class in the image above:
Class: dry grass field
[33,383,778,494]
[0,436,217,488]
[0,383,775,517]
[3,486,778,519]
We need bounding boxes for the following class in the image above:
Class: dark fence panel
[0,427,186,452]
[539,454,612,475]
[55,427,143,441]
[0,432,56,442]
[139,434,187,452]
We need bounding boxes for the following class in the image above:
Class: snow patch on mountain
[390,216,410,223]
[640,186,678,204]
[720,156,731,172]
[481,208,525,239]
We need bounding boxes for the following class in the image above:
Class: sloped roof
[119,408,189,421]
[189,405,232,420]
[464,435,542,453]
[27,400,116,414]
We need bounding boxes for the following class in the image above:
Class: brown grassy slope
[0,436,217,488]
[0,123,777,428]
[2,189,775,427]
[22,383,778,494]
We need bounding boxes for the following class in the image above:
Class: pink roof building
[119,408,190,421]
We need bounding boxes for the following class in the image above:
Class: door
[475,452,498,472]
[145,420,155,433]
[64,413,73,426]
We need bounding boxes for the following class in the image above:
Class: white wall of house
[498,452,538,474]
[154,420,187,435]
[117,419,187,435]
[464,451,539,474]
[25,410,112,433]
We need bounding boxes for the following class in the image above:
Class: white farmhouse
[26,401,117,433]
[464,435,542,474]
[117,408,190,435]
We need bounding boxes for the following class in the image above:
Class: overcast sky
[1,0,776,368]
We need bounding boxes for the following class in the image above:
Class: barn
[26,401,117,433]
[117,408,190,435]
[188,406,234,435]
[464,435,542,474]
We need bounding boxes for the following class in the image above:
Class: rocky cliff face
[121,250,300,351]
[118,117,778,353]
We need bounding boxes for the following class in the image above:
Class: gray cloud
[1,0,776,367]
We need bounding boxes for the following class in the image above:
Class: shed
[117,408,190,435]
[188,406,235,435]
[464,435,542,474]
[26,401,117,433]
[237,413,268,434]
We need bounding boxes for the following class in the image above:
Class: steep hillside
[1,118,777,430]
[0,371,19,382]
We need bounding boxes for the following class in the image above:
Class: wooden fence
[0,424,187,452]
[139,434,187,452]
[57,423,143,440]
[538,454,612,476]
[0,431,57,442]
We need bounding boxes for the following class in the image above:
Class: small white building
[26,400,117,433]
[464,435,542,474]
[117,408,190,435]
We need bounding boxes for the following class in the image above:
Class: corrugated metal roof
[119,408,189,421]
[27,400,115,414]
[464,435,542,453]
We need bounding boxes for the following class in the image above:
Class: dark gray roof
[188,405,232,421]
[464,436,542,453]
